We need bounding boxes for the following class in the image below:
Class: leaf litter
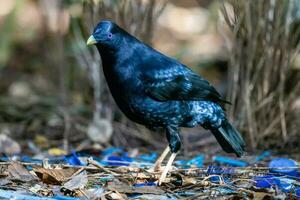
[0,148,299,199]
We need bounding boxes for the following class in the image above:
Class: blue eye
[108,33,113,39]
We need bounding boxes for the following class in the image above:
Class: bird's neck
[97,45,118,67]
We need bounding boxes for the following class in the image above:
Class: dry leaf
[253,192,272,200]
[33,167,79,185]
[181,176,197,185]
[7,162,38,182]
[63,170,88,190]
[107,180,164,195]
[107,192,125,200]
[84,188,105,200]
[0,165,8,178]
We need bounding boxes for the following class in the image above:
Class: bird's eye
[108,33,113,39]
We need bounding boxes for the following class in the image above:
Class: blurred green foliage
[0,0,24,68]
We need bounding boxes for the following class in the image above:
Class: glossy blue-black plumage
[90,20,245,156]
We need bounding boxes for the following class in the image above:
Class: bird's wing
[142,67,229,104]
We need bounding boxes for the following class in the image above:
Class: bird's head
[87,20,119,47]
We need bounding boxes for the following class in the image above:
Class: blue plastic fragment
[209,175,223,183]
[0,156,9,162]
[101,147,122,156]
[64,151,85,166]
[296,187,300,197]
[53,196,81,200]
[21,156,43,164]
[186,155,204,167]
[138,153,158,162]
[215,187,236,194]
[174,160,187,167]
[255,175,280,188]
[278,179,294,192]
[102,155,133,166]
[48,156,66,164]
[133,182,157,187]
[254,175,294,192]
[20,156,42,170]
[207,165,235,175]
[213,156,248,167]
[269,158,298,176]
[176,191,196,197]
[253,151,271,163]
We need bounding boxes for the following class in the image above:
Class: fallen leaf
[107,180,164,195]
[84,188,104,200]
[7,162,38,182]
[33,167,79,185]
[107,192,125,200]
[63,170,88,190]
[181,176,197,185]
[253,192,272,200]
[29,184,42,194]
[0,179,12,186]
[0,165,8,178]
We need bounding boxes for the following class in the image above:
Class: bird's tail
[211,120,245,157]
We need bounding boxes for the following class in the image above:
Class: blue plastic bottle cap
[269,158,298,176]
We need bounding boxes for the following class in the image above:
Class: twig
[87,157,118,176]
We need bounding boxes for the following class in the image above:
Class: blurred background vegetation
[0,0,299,156]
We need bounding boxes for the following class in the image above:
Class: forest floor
[0,146,299,200]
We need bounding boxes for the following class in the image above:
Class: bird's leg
[158,152,177,185]
[152,146,170,171]
[157,125,181,185]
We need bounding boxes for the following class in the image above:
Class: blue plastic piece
[176,191,196,197]
[102,155,133,166]
[133,182,157,187]
[253,151,271,163]
[48,156,66,164]
[174,160,187,168]
[20,156,42,170]
[269,158,298,176]
[138,153,158,162]
[21,156,43,164]
[255,176,294,192]
[64,151,85,166]
[186,155,204,168]
[255,175,280,188]
[296,187,300,197]
[213,156,248,167]
[209,176,223,183]
[207,165,235,175]
[53,196,81,200]
[0,156,9,162]
[215,187,236,194]
[279,181,293,192]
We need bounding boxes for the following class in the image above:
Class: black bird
[87,20,245,184]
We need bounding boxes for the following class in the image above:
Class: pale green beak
[87,35,97,46]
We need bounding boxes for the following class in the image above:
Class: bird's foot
[148,146,170,173]
[153,161,163,172]
[158,153,177,185]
